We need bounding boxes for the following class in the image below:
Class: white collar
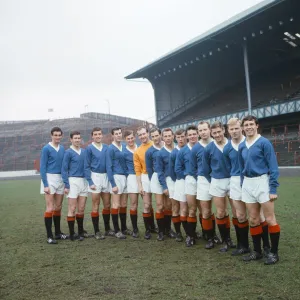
[187,143,193,150]
[153,144,162,151]
[70,145,81,155]
[126,144,137,153]
[246,135,261,149]
[213,138,228,153]
[231,136,245,151]
[176,145,180,150]
[199,138,213,148]
[92,142,103,151]
[49,142,60,152]
[112,142,122,151]
[163,145,173,153]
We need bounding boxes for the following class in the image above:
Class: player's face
[162,130,174,147]
[243,120,258,137]
[137,128,149,144]
[51,131,63,144]
[198,123,211,140]
[113,129,122,142]
[228,123,242,140]
[150,130,161,145]
[187,129,198,144]
[125,134,135,147]
[211,127,225,143]
[92,131,102,143]
[71,135,81,147]
[176,133,187,147]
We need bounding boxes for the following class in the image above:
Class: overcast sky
[0,0,263,123]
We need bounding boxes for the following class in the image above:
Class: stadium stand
[0,113,151,171]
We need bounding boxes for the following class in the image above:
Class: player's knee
[216,208,226,219]
[202,209,211,219]
[265,215,277,226]
[249,216,260,227]
[237,212,247,222]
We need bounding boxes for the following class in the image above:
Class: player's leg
[129,193,139,237]
[231,199,250,255]
[261,201,280,265]
[228,198,239,247]
[53,193,68,239]
[243,202,263,261]
[91,192,104,239]
[142,192,152,239]
[260,207,271,255]
[67,197,83,241]
[101,192,114,236]
[155,193,165,241]
[44,193,56,244]
[186,195,197,247]
[76,196,87,238]
[180,201,188,237]
[172,199,182,241]
[196,200,204,239]
[120,194,131,235]
[111,193,125,238]
[200,200,214,249]
[164,196,175,238]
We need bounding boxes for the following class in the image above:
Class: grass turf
[0,178,300,300]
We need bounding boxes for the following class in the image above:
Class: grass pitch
[0,178,300,300]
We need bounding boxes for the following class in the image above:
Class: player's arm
[40,147,49,188]
[202,147,212,183]
[145,150,153,180]
[223,146,232,175]
[174,151,184,180]
[106,147,117,188]
[264,140,279,196]
[61,152,70,192]
[190,147,197,179]
[156,152,168,193]
[238,145,245,187]
[169,151,176,182]
[84,147,94,186]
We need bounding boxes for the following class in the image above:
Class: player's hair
[124,130,134,138]
[149,127,161,134]
[186,125,197,133]
[162,127,173,135]
[175,128,186,136]
[70,130,80,138]
[111,127,122,135]
[51,127,63,135]
[198,121,210,128]
[137,126,148,133]
[210,121,224,130]
[91,127,102,135]
[241,115,259,126]
[227,118,241,126]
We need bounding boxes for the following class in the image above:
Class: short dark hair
[111,127,122,135]
[162,127,174,136]
[51,127,63,135]
[186,125,197,133]
[137,126,148,133]
[211,121,224,130]
[242,115,259,126]
[91,127,102,135]
[198,121,210,129]
[70,131,80,138]
[124,130,134,138]
[175,128,186,136]
[150,127,161,135]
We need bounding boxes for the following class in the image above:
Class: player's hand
[44,187,50,194]
[139,186,145,196]
[90,185,96,190]
[64,188,69,195]
[112,186,118,194]
[163,189,169,197]
[270,194,278,201]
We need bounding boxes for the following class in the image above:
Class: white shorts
[89,172,109,193]
[230,176,242,201]
[40,173,64,195]
[197,176,212,201]
[124,174,139,194]
[173,179,186,202]
[242,174,270,204]
[109,174,127,194]
[166,176,175,199]
[209,178,230,198]
[150,172,163,194]
[141,173,151,193]
[185,175,197,196]
[68,177,88,198]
